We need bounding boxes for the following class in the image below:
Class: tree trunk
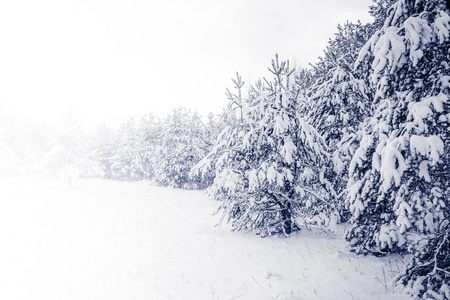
[281,201,292,234]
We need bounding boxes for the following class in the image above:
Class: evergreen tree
[110,118,145,181]
[369,0,401,32]
[294,68,315,97]
[345,0,450,254]
[88,123,116,179]
[200,57,331,236]
[39,111,88,187]
[0,128,21,176]
[138,114,161,180]
[191,80,243,188]
[154,106,210,189]
[300,21,373,221]
[205,105,239,144]
[309,21,372,84]
[305,66,372,219]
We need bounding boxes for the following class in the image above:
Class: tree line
[0,0,448,298]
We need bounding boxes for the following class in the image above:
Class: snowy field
[0,178,411,300]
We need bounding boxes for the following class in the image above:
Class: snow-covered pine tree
[138,113,161,180]
[40,110,88,187]
[230,58,301,235]
[345,0,450,254]
[88,123,116,178]
[303,21,373,220]
[154,106,210,189]
[110,118,145,181]
[200,56,330,236]
[206,103,240,144]
[306,67,371,219]
[187,110,214,188]
[0,128,21,176]
[369,0,402,32]
[294,68,315,98]
[190,78,243,188]
[311,21,372,82]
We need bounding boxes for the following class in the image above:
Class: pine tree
[88,123,116,178]
[205,105,239,144]
[369,0,401,32]
[110,118,145,181]
[305,66,371,218]
[138,114,161,180]
[345,0,450,254]
[0,128,21,176]
[191,80,243,188]
[201,57,331,236]
[39,111,88,187]
[300,21,373,221]
[154,106,210,189]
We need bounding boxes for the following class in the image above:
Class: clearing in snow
[0,178,411,300]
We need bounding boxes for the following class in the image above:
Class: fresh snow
[433,10,450,44]
[404,16,432,67]
[0,178,411,300]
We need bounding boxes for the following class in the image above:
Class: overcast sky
[0,0,373,127]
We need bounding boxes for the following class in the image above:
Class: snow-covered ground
[0,178,411,300]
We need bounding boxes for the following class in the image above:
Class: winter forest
[1,0,449,299]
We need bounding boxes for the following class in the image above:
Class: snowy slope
[0,178,410,300]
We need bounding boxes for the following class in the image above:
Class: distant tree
[0,128,21,176]
[109,118,145,181]
[205,105,239,144]
[39,110,88,187]
[154,107,210,189]
[138,114,161,180]
[88,123,116,178]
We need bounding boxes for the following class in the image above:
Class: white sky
[0,0,373,127]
